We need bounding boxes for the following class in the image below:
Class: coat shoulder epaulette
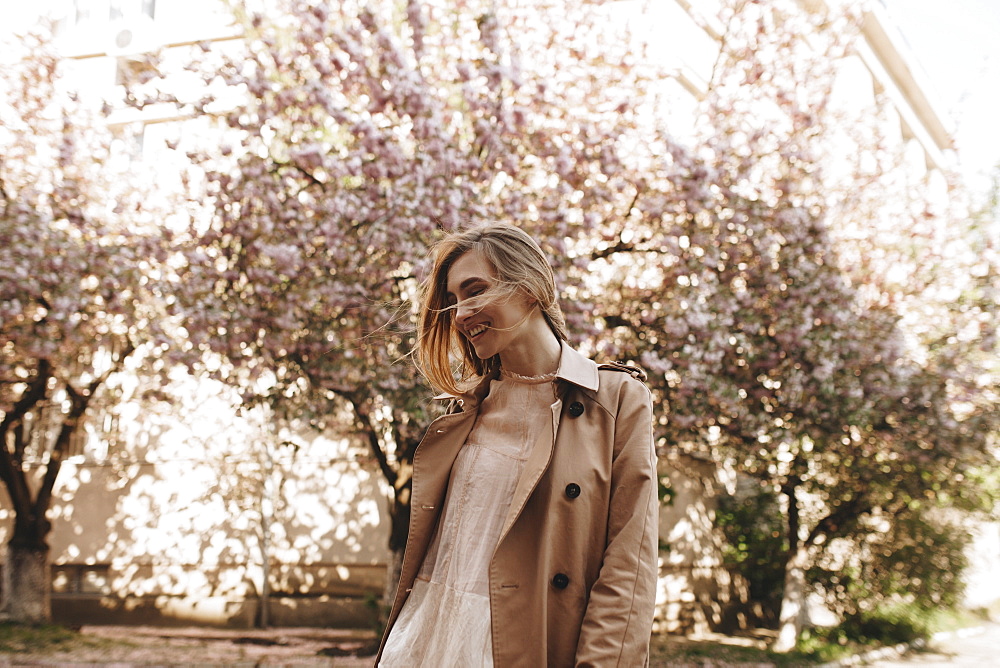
[597,361,647,382]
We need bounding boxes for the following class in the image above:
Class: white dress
[378,370,557,667]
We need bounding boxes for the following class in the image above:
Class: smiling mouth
[468,324,490,340]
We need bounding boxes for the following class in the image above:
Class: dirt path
[0,625,378,667]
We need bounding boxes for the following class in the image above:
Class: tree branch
[273,160,324,190]
[590,240,672,261]
[805,493,872,547]
[33,385,90,526]
[0,360,53,517]
[334,388,398,486]
[34,342,135,521]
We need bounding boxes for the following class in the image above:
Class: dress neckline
[499,368,558,384]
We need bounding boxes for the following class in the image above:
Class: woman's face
[446,249,535,361]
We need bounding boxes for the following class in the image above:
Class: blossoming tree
[593,0,999,648]
[167,0,661,601]
[0,31,172,623]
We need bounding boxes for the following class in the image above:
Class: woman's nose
[455,300,473,324]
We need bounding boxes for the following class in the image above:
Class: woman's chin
[470,340,496,360]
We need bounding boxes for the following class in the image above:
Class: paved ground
[864,624,1000,667]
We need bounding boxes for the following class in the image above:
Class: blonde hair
[416,224,568,395]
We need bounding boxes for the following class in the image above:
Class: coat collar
[435,340,600,403]
[554,340,600,391]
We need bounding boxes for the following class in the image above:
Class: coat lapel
[496,341,601,542]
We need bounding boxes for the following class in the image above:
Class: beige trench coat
[375,343,659,667]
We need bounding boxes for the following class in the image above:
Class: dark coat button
[552,573,570,589]
[565,483,581,499]
[568,401,584,417]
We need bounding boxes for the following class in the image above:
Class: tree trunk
[257,438,277,629]
[774,478,807,652]
[258,516,271,629]
[383,547,404,612]
[773,542,809,652]
[369,479,412,640]
[382,487,410,608]
[1,540,51,624]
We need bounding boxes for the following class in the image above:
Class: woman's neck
[498,315,562,378]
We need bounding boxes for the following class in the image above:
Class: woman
[376,224,658,667]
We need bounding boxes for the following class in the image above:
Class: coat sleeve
[575,377,658,667]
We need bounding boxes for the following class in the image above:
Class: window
[111,0,156,20]
[75,0,155,24]
[52,564,112,595]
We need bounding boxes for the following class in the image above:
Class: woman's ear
[519,288,538,307]
[508,286,533,308]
